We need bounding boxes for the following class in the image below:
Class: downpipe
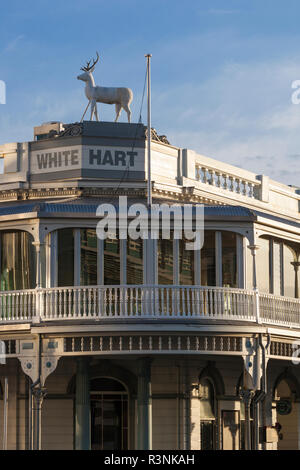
[253,333,270,450]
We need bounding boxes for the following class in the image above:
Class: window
[199,378,215,450]
[157,238,174,284]
[80,229,97,286]
[201,231,216,286]
[222,232,237,287]
[0,231,36,290]
[283,245,295,298]
[57,229,74,287]
[179,239,194,285]
[104,238,120,285]
[90,378,128,450]
[127,239,143,284]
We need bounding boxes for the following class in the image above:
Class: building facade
[0,121,299,450]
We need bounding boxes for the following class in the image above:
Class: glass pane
[158,238,173,284]
[273,242,282,295]
[0,231,36,290]
[222,231,237,287]
[201,231,216,286]
[199,379,215,419]
[200,421,214,450]
[284,245,295,297]
[57,229,74,286]
[104,238,120,285]
[127,239,143,284]
[80,229,97,286]
[257,237,270,293]
[200,400,215,419]
[179,239,194,285]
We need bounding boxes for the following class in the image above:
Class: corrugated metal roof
[0,201,254,217]
[0,201,298,229]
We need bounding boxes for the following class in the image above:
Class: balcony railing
[0,285,299,328]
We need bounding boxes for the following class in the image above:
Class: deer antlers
[80,52,100,72]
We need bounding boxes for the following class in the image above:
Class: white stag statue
[77,52,133,123]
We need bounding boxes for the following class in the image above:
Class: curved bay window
[256,236,299,298]
[199,378,216,450]
[0,231,36,290]
[54,228,246,289]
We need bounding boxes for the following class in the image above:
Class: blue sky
[1,0,300,186]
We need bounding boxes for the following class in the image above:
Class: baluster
[209,169,215,185]
[88,289,92,318]
[236,178,241,194]
[223,174,228,190]
[107,288,111,316]
[216,172,221,188]
[248,183,253,198]
[54,289,58,318]
[202,167,208,184]
[98,287,101,318]
[242,180,247,196]
[16,293,19,321]
[191,288,195,316]
[83,289,87,317]
[68,289,72,318]
[229,176,234,191]
[23,292,27,320]
[63,289,66,318]
[181,288,185,317]
[160,288,163,317]
[59,290,62,318]
[119,287,123,317]
[166,287,169,317]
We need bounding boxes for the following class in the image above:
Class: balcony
[0,285,299,328]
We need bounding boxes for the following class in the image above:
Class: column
[247,245,260,323]
[239,388,255,450]
[236,234,245,288]
[75,358,90,450]
[74,229,81,286]
[32,384,47,450]
[137,358,152,450]
[291,261,300,298]
[32,241,45,322]
[215,231,222,287]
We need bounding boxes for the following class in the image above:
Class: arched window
[199,378,216,450]
[274,378,299,450]
[90,377,129,450]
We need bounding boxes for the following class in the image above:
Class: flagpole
[145,54,152,208]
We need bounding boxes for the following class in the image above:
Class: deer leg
[90,100,96,120]
[115,103,122,122]
[94,103,99,122]
[123,104,131,123]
